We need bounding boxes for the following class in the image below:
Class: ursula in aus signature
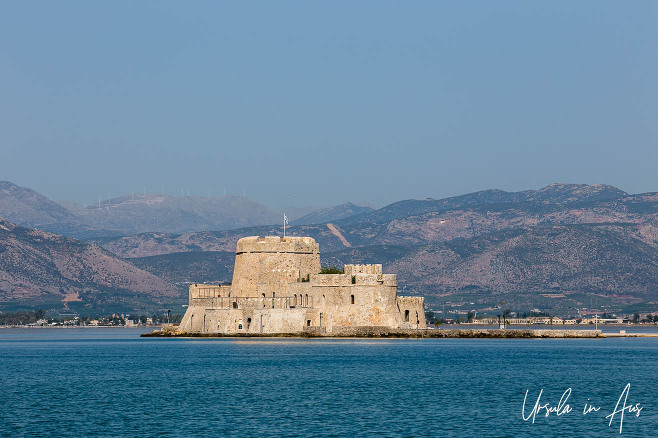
[522,383,643,434]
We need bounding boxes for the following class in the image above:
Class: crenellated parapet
[312,274,353,286]
[344,264,382,276]
[189,283,231,299]
[311,272,397,287]
[397,296,425,305]
[236,236,319,255]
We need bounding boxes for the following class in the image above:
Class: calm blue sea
[0,328,656,437]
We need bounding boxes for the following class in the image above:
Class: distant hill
[338,183,630,226]
[0,180,374,236]
[99,185,657,258]
[96,224,351,258]
[130,251,235,286]
[322,224,658,309]
[74,193,282,235]
[0,217,180,314]
[292,202,374,225]
[0,181,103,238]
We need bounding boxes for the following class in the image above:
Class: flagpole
[283,212,286,238]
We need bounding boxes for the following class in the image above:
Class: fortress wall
[189,284,231,299]
[381,274,397,287]
[397,296,426,329]
[310,284,400,331]
[310,272,397,287]
[311,273,352,286]
[261,269,300,285]
[179,307,311,334]
[179,284,424,333]
[354,273,381,286]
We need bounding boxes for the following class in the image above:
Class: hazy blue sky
[1,1,656,208]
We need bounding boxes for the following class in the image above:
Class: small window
[351,295,355,305]
[232,301,238,309]
[238,323,243,330]
[307,320,311,327]
[247,318,252,329]
[404,310,410,322]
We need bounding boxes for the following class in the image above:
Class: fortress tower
[231,236,320,297]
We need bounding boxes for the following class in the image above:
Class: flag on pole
[284,214,289,226]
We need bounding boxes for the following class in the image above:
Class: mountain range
[0,181,368,236]
[292,202,374,225]
[0,180,656,316]
[0,217,179,315]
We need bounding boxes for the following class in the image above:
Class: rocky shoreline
[141,328,606,338]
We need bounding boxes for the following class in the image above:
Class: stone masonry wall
[230,236,320,296]
[397,296,426,329]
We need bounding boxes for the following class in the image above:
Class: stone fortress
[177,236,426,335]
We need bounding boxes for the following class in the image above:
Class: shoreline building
[177,236,426,335]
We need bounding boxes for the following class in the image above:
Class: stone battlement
[190,295,314,310]
[189,283,232,299]
[312,274,353,286]
[344,264,382,275]
[397,296,424,304]
[311,272,397,287]
[236,236,319,254]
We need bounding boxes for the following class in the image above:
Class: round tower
[230,236,321,297]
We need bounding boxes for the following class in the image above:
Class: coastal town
[0,310,182,328]
[425,310,658,326]
[4,309,656,329]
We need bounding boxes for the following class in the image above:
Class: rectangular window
[351,295,355,304]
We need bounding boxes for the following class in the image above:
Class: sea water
[0,328,656,437]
